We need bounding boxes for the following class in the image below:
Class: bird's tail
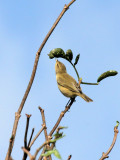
[78,93,93,102]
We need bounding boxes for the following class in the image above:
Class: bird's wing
[57,73,82,93]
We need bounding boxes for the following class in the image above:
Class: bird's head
[55,59,67,74]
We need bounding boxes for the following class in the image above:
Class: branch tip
[99,126,119,160]
[38,106,44,112]
[25,114,32,118]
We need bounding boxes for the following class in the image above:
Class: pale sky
[0,0,120,159]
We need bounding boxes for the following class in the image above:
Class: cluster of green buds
[48,48,80,66]
[48,48,65,59]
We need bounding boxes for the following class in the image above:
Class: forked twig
[23,128,34,160]
[24,114,31,147]
[38,106,52,160]
[99,126,119,160]
[5,0,76,159]
[23,114,31,160]
[22,141,49,160]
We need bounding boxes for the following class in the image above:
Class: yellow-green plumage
[55,60,93,102]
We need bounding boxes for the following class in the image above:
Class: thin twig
[38,107,48,141]
[67,155,72,160]
[68,60,80,81]
[5,0,76,159]
[28,128,35,147]
[56,126,65,133]
[99,126,119,160]
[29,125,45,148]
[38,107,52,160]
[81,81,99,85]
[24,114,31,147]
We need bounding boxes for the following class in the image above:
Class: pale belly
[58,84,77,98]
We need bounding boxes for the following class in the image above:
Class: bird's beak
[55,59,58,62]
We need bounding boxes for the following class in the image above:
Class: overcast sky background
[0,0,120,159]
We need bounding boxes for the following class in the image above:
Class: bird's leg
[65,97,76,109]
[70,97,76,103]
[65,99,71,108]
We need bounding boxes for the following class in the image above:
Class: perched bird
[55,60,93,102]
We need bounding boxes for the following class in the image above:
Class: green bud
[48,53,55,59]
[74,54,80,65]
[48,48,65,59]
[97,70,118,83]
[116,121,120,127]
[65,49,73,61]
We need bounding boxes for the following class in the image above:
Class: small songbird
[55,60,93,102]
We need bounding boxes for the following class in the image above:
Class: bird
[55,60,93,102]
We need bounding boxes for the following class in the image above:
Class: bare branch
[38,107,48,141]
[22,114,32,160]
[28,128,35,147]
[99,126,119,160]
[5,0,76,159]
[38,107,52,160]
[29,125,45,148]
[6,113,20,160]
[24,114,31,147]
